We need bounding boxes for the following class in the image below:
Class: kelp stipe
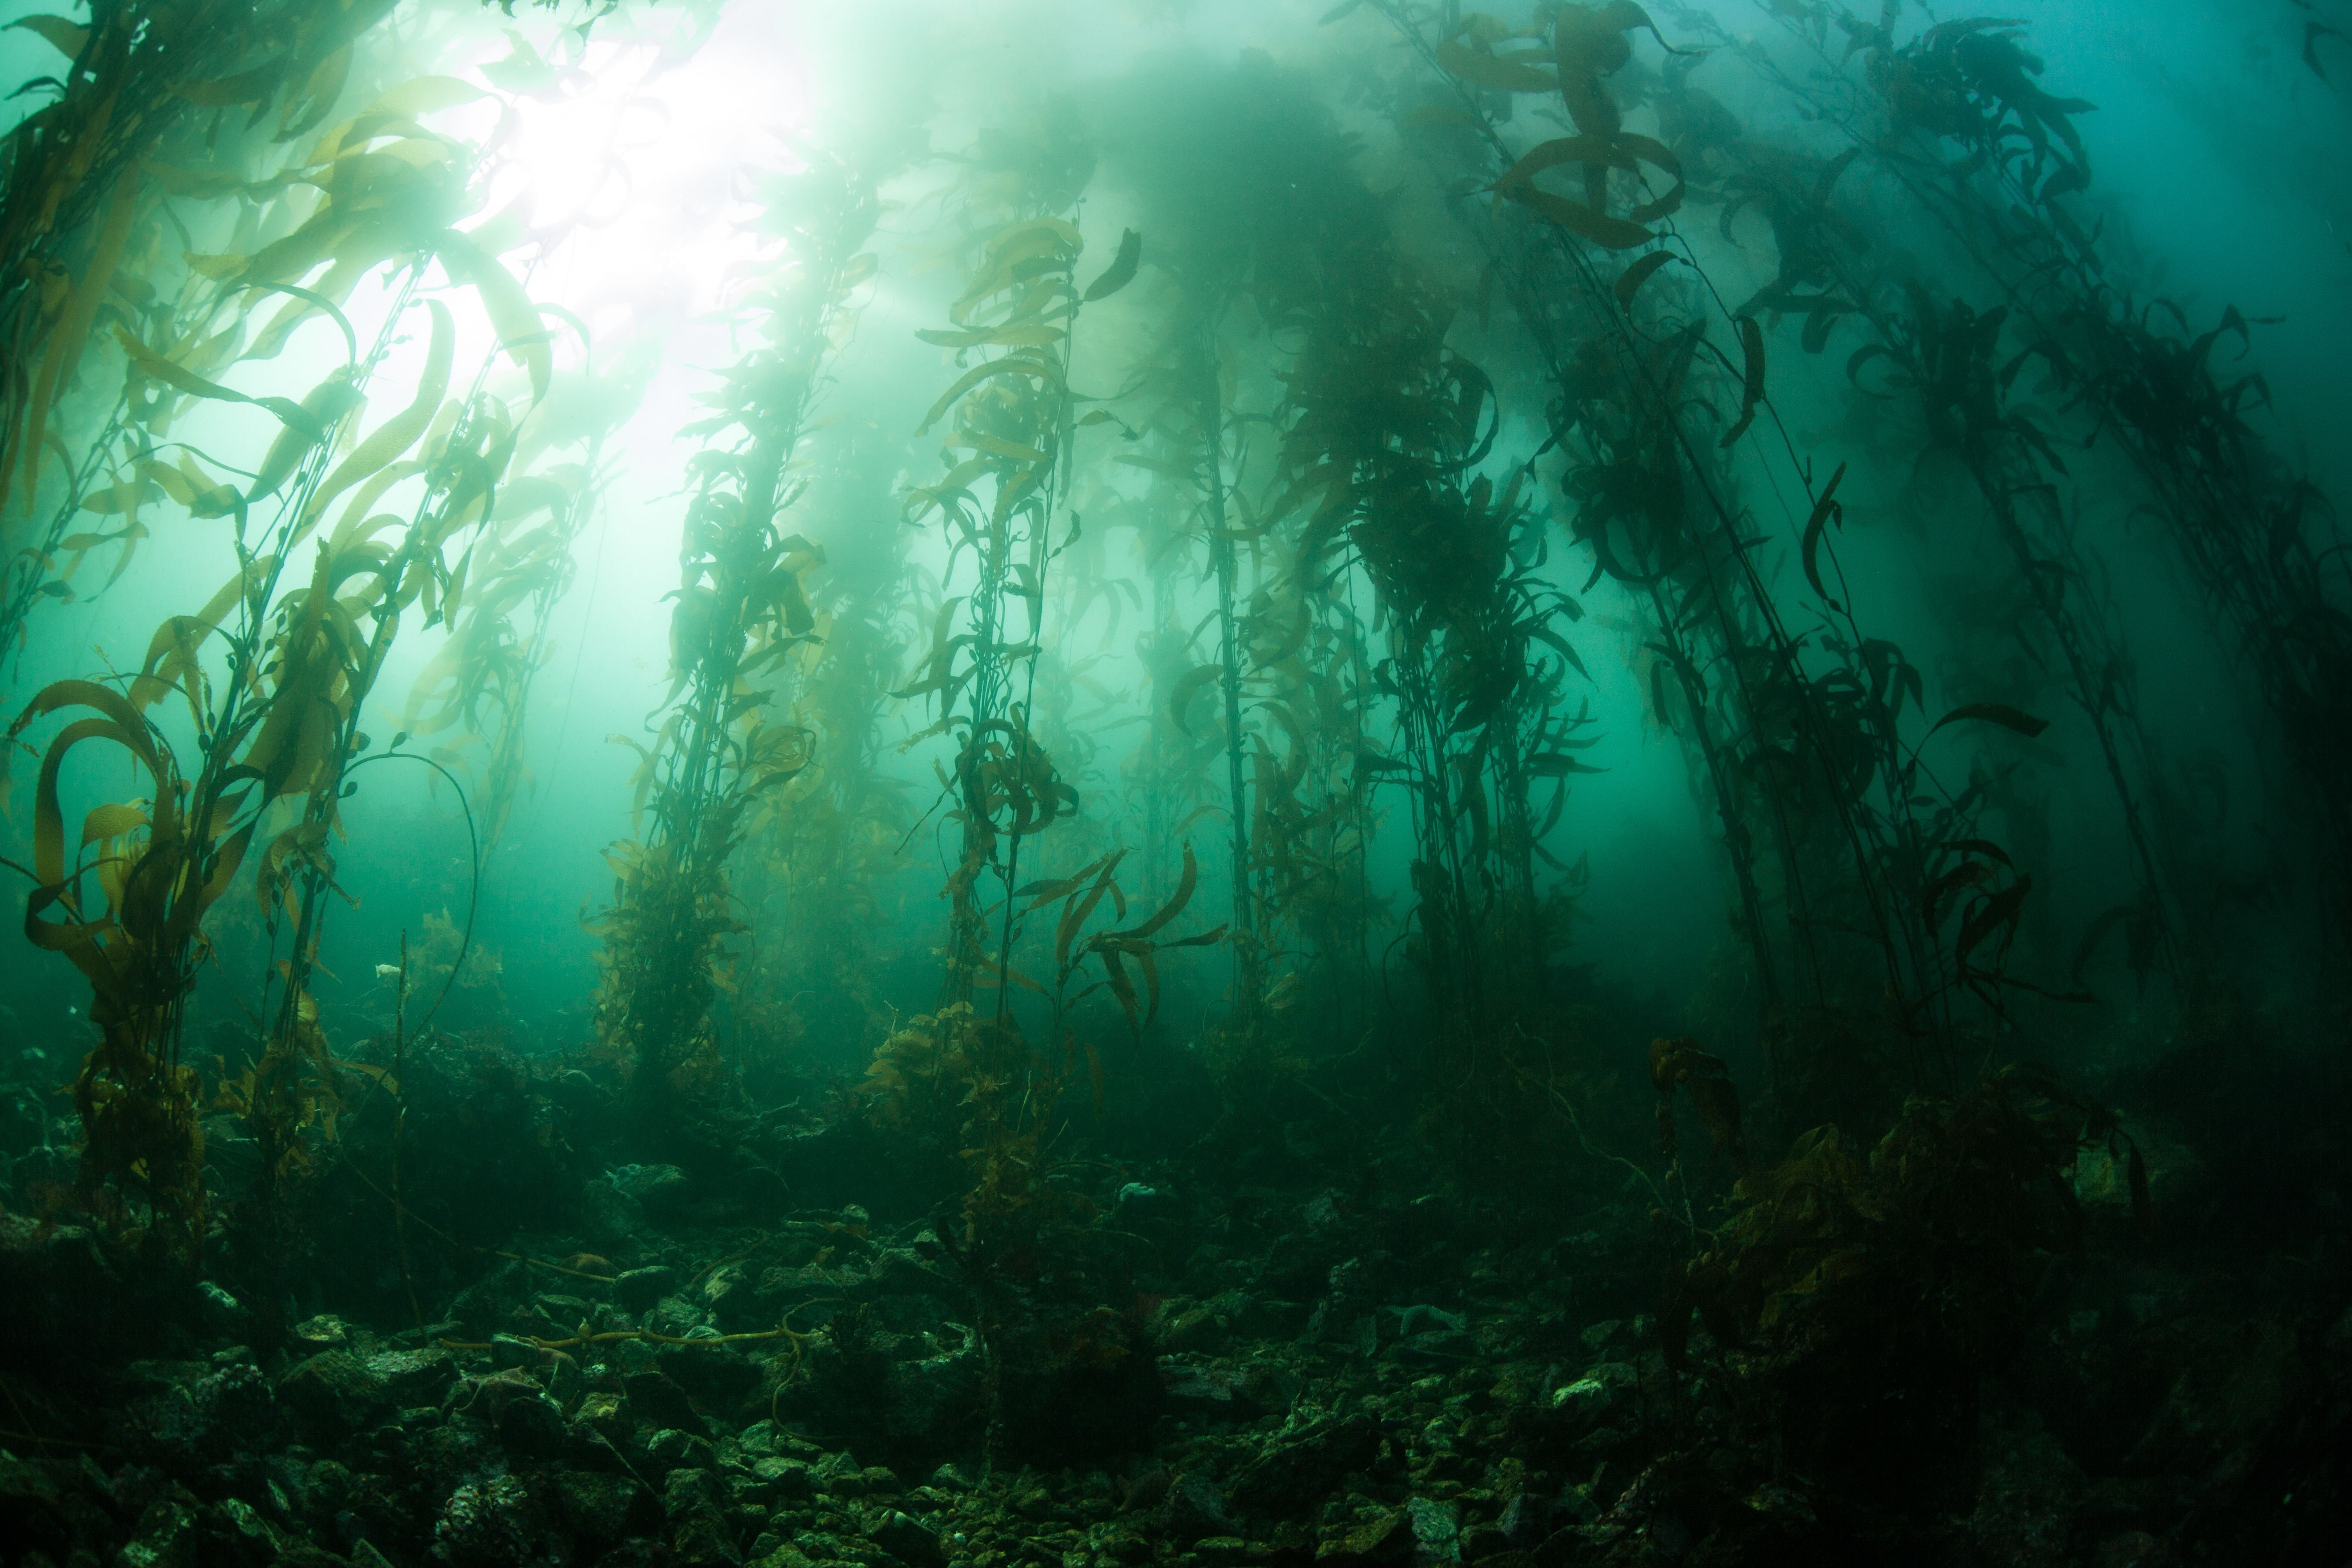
[591,153,879,1153]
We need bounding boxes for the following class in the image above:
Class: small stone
[869,1511,946,1568]
[615,1266,680,1315]
[291,1315,348,1349]
[1406,1499,1459,1564]
[751,1458,817,1504]
[649,1429,719,1469]
[1165,1474,1232,1545]
[1321,1509,1413,1568]
[118,1496,199,1568]
[928,1463,974,1494]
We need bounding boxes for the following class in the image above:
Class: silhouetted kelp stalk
[1686,7,2190,998]
[1375,1,2059,1104]
[1721,3,2349,985]
[593,154,876,1150]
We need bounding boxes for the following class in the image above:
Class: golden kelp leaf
[915,357,1061,434]
[80,801,147,847]
[9,179,135,515]
[5,14,87,57]
[1083,228,1142,302]
[182,251,253,280]
[279,44,351,141]
[1614,248,1680,309]
[1438,39,1558,92]
[435,230,551,402]
[311,298,453,516]
[112,324,325,439]
[1504,185,1654,250]
[358,76,486,120]
[916,324,1066,349]
[251,373,365,500]
[170,62,281,108]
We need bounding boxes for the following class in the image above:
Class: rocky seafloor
[2,1033,2349,1568]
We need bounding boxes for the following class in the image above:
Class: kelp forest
[1,0,2348,1562]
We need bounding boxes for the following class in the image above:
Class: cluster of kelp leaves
[2,0,2350,1565]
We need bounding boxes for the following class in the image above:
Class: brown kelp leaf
[1800,460,1846,605]
[1083,228,1142,302]
[1505,185,1654,250]
[311,298,454,517]
[1720,315,1765,446]
[915,356,1062,434]
[1169,662,1225,731]
[916,324,1066,349]
[1121,841,1198,939]
[8,180,136,514]
[1614,249,1680,310]
[1927,702,2052,741]
[5,14,86,57]
[1957,875,2032,963]
[250,373,365,500]
[111,324,325,439]
[435,229,551,402]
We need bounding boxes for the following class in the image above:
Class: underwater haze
[1,0,2348,1564]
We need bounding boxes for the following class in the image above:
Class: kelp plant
[2,65,565,1264]
[592,152,868,1152]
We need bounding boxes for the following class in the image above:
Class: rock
[1115,1182,1176,1220]
[649,1429,719,1470]
[610,1163,690,1213]
[663,1469,737,1565]
[1406,1499,1460,1564]
[278,1351,389,1436]
[1546,1363,1636,1433]
[123,1358,281,1463]
[1160,1354,1257,1417]
[292,1315,349,1350]
[495,1390,567,1456]
[118,1494,200,1568]
[553,1472,655,1549]
[216,1495,291,1565]
[196,1281,248,1339]
[868,1511,946,1568]
[365,1348,454,1406]
[0,1448,69,1562]
[655,1340,763,1412]
[435,1475,538,1568]
[1494,1494,1542,1548]
[928,1463,973,1493]
[623,1369,707,1435]
[614,1267,678,1314]
[1320,1508,1414,1568]
[1164,1473,1233,1545]
[1231,1415,1383,1515]
[750,1457,817,1504]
